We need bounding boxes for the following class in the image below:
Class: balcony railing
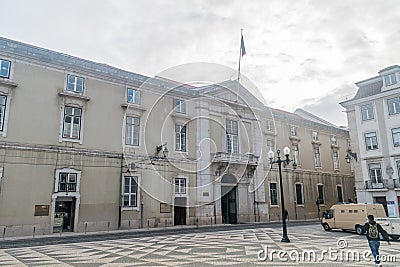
[58,183,77,192]
[365,179,393,190]
[212,152,258,165]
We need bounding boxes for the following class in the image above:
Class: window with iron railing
[58,173,77,192]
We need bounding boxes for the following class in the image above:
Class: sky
[2,0,400,126]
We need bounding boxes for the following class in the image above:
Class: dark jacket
[361,221,390,241]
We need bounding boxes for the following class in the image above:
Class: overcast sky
[2,0,400,125]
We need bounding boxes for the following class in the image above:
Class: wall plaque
[160,203,172,213]
[34,205,50,216]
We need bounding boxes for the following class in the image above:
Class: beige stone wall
[0,48,355,237]
[264,117,354,221]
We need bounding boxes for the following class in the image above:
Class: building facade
[0,37,354,237]
[340,65,400,218]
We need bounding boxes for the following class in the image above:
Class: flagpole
[236,29,243,102]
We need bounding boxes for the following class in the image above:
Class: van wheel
[355,225,363,235]
[323,223,331,231]
[390,235,399,241]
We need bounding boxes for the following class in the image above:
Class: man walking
[361,215,391,267]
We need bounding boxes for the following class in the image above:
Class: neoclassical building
[0,37,354,237]
[341,65,400,218]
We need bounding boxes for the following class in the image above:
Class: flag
[241,34,246,57]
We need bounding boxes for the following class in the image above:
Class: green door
[221,186,237,224]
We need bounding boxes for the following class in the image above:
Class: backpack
[368,224,379,239]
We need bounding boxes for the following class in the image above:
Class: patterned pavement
[0,224,399,266]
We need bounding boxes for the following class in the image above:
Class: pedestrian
[284,209,289,221]
[361,214,391,267]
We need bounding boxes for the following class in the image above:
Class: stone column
[195,101,213,224]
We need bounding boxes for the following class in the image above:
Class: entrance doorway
[54,199,75,232]
[374,197,388,217]
[221,186,237,224]
[174,197,187,225]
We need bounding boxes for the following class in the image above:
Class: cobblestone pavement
[0,223,399,266]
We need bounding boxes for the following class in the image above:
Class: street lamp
[154,143,169,158]
[345,149,357,163]
[268,147,297,243]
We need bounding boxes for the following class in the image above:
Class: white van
[375,217,400,240]
[321,203,387,235]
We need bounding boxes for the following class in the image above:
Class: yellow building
[0,37,354,237]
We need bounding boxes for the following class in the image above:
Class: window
[0,59,11,78]
[337,185,343,203]
[127,88,141,104]
[0,96,7,131]
[270,182,278,205]
[62,107,82,139]
[369,163,382,183]
[266,139,274,152]
[333,151,339,170]
[347,139,351,148]
[174,178,186,194]
[295,184,303,205]
[125,116,140,146]
[290,126,297,136]
[361,103,374,121]
[175,124,187,152]
[66,74,84,93]
[292,143,300,165]
[312,131,318,141]
[392,127,400,147]
[58,173,77,192]
[397,160,400,178]
[266,120,274,132]
[384,73,397,86]
[123,176,138,207]
[174,99,186,113]
[314,147,321,167]
[388,97,400,115]
[226,119,239,154]
[331,135,337,145]
[365,132,378,150]
[317,185,324,205]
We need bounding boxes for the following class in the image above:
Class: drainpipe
[118,155,123,229]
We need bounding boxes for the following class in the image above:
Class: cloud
[1,0,400,126]
[299,84,357,126]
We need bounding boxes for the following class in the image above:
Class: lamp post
[268,147,297,243]
[345,149,357,163]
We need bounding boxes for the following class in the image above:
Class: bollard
[85,222,87,234]
[128,220,131,230]
[2,227,5,240]
[33,226,36,238]
[147,220,149,230]
[196,218,199,227]
[107,222,110,232]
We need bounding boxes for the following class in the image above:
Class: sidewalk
[0,219,319,248]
